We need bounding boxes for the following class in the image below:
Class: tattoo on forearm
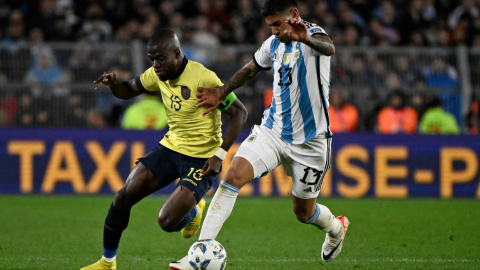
[306,36,335,56]
[223,62,260,96]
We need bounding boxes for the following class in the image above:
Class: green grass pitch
[0,196,479,269]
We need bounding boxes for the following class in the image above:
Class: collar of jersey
[169,56,188,81]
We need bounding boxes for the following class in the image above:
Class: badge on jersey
[247,134,257,142]
[181,86,191,100]
[283,53,292,65]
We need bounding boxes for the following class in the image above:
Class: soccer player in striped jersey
[169,0,349,269]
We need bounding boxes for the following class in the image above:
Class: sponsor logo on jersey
[303,187,313,192]
[182,178,198,186]
[310,28,322,34]
[181,86,191,100]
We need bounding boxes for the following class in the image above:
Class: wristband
[215,148,227,161]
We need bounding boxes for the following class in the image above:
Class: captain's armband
[217,92,237,112]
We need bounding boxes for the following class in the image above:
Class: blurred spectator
[384,72,402,90]
[102,0,129,31]
[69,42,101,82]
[419,96,460,134]
[0,107,8,127]
[207,0,233,43]
[372,1,401,32]
[121,92,168,130]
[86,108,107,129]
[63,93,87,127]
[364,59,386,86]
[0,93,17,125]
[377,89,418,134]
[24,46,69,98]
[235,0,260,43]
[367,18,399,46]
[2,11,26,53]
[448,0,478,30]
[399,0,436,45]
[192,16,221,49]
[465,96,479,134]
[393,55,423,87]
[337,0,367,34]
[328,90,359,133]
[80,4,112,42]
[26,0,60,41]
[424,57,460,89]
[14,93,35,127]
[343,24,360,45]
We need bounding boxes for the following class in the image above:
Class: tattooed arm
[304,34,335,56]
[197,61,262,115]
[219,61,261,99]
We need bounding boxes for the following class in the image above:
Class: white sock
[199,180,240,240]
[102,255,116,262]
[306,204,342,237]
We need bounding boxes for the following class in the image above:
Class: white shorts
[235,125,332,199]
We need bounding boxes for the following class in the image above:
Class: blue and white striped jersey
[254,21,332,144]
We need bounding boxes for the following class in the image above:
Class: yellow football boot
[181,198,206,238]
[80,258,116,270]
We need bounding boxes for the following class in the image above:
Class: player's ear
[175,49,181,59]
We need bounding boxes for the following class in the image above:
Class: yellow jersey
[135,57,236,158]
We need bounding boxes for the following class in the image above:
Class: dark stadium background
[0,1,479,269]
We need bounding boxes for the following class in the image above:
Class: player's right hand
[197,87,222,116]
[94,71,118,91]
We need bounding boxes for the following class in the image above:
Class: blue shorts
[137,144,219,202]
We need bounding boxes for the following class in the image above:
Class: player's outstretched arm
[285,17,335,56]
[94,71,143,100]
[201,99,248,177]
[197,61,261,116]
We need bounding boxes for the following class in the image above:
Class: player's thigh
[161,154,219,219]
[178,154,220,204]
[286,137,332,199]
[233,125,282,185]
[115,144,180,207]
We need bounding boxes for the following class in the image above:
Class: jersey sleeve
[135,67,159,93]
[303,20,330,56]
[253,36,274,70]
[304,20,328,37]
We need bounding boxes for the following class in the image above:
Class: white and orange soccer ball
[187,239,227,270]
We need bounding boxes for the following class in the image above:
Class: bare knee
[157,211,176,232]
[224,158,252,189]
[293,206,313,223]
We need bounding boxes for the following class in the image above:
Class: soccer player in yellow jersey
[80,29,247,270]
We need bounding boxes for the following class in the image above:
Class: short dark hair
[260,0,298,17]
[148,28,175,47]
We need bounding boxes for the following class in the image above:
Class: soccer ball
[187,239,227,270]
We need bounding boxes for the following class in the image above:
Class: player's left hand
[201,156,222,177]
[285,18,309,43]
[197,87,222,116]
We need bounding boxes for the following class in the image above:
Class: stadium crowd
[0,0,479,134]
[3,0,480,47]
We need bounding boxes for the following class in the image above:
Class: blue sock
[103,248,117,259]
[172,205,198,231]
[103,203,130,258]
[305,203,321,224]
